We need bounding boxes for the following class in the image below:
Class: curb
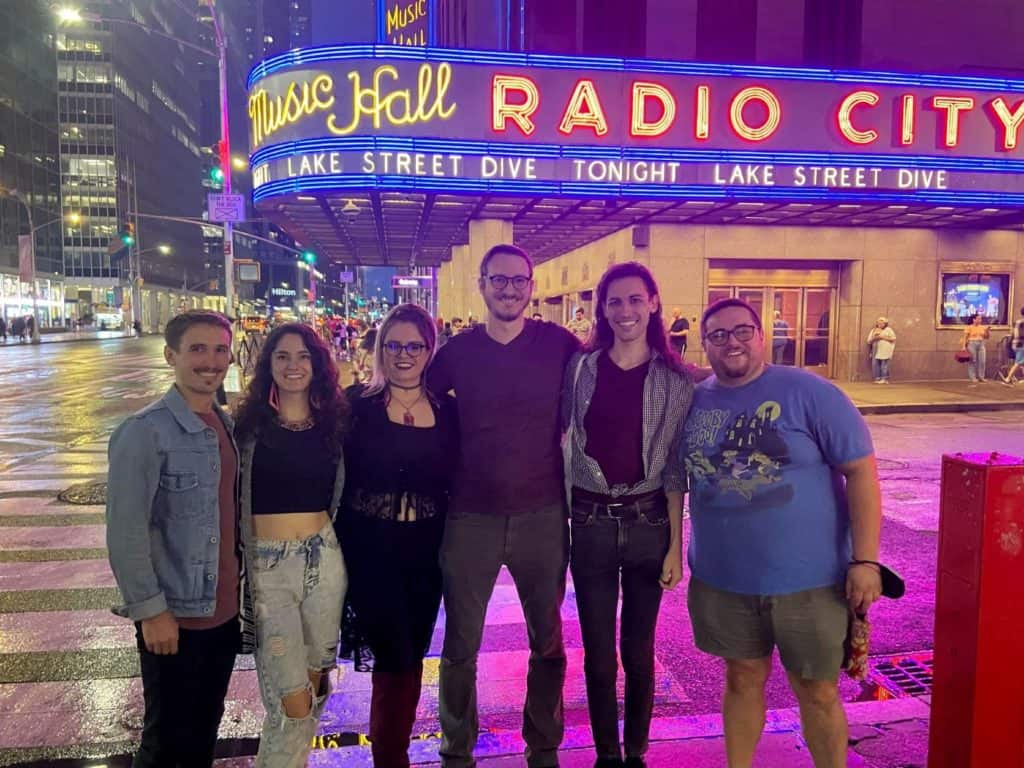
[857,400,1024,414]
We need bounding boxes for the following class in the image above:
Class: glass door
[771,288,800,366]
[801,288,833,370]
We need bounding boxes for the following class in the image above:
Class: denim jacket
[106,385,239,622]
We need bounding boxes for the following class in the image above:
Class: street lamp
[58,6,236,318]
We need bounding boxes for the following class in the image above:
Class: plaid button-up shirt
[561,348,694,498]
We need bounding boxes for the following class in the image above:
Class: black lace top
[341,386,458,518]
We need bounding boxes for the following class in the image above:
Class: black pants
[438,505,569,768]
[570,507,670,761]
[133,616,239,768]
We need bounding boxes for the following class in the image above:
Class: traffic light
[210,166,225,184]
[120,222,135,246]
[302,250,316,264]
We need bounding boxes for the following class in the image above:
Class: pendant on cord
[403,411,414,426]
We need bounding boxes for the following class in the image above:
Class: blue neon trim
[249,136,1024,174]
[252,173,1024,208]
[247,43,1024,92]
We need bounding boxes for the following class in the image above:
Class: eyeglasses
[704,324,758,346]
[383,341,427,357]
[484,274,531,291]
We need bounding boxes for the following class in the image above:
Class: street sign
[235,260,260,282]
[391,274,433,288]
[207,193,245,223]
[338,271,355,284]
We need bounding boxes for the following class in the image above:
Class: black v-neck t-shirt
[427,320,579,516]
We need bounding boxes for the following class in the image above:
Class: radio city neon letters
[247,58,1024,155]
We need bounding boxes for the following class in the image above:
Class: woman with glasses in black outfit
[335,304,458,768]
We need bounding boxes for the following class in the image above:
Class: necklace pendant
[403,411,415,426]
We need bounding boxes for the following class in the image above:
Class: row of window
[151,81,196,134]
[58,63,110,84]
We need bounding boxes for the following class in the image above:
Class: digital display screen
[940,272,1012,326]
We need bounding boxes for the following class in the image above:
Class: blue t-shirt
[683,365,873,596]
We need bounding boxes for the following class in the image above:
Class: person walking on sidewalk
[866,317,896,383]
[427,243,579,768]
[562,263,693,768]
[681,297,883,768]
[233,323,349,768]
[961,313,991,383]
[1000,306,1024,385]
[106,310,241,768]
[667,307,689,360]
[338,304,458,768]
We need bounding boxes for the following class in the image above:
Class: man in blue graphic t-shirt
[682,298,883,768]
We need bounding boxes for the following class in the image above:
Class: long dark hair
[588,261,684,373]
[234,323,348,457]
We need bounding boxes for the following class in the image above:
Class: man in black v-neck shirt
[428,244,579,768]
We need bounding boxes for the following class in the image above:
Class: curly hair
[233,323,348,457]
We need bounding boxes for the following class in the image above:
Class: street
[0,337,1021,766]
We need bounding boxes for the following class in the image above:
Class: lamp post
[58,6,236,317]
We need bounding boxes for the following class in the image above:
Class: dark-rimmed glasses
[484,274,531,291]
[704,324,758,346]
[383,341,427,357]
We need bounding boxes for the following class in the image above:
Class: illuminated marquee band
[246,45,1024,206]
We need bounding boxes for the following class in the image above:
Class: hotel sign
[247,47,1024,204]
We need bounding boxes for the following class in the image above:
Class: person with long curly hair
[562,262,693,768]
[336,304,457,768]
[233,323,349,768]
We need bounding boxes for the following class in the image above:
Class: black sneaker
[624,759,647,768]
[594,759,624,768]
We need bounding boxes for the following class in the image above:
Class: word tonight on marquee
[259,150,950,190]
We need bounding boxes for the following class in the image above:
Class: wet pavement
[0,337,1020,766]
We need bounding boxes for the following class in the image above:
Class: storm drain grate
[867,651,933,697]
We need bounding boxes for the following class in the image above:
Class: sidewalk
[0,329,130,345]
[838,378,1024,414]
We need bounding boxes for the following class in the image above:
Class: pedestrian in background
[867,317,896,383]
[338,304,457,768]
[961,313,990,383]
[567,307,594,343]
[106,310,240,768]
[667,308,689,360]
[354,328,378,384]
[1000,306,1024,385]
[427,244,579,768]
[233,323,348,768]
[562,263,692,768]
[682,298,882,768]
[0,315,7,342]
[771,311,790,365]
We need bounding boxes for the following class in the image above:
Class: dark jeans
[133,616,239,768]
[438,505,569,768]
[570,506,670,761]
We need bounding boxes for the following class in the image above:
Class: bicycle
[995,334,1024,385]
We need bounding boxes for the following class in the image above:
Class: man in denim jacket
[107,310,240,768]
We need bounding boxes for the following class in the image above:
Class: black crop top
[251,423,338,515]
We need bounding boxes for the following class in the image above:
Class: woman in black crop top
[335,304,457,768]
[234,323,348,768]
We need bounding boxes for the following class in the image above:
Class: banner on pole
[18,235,32,284]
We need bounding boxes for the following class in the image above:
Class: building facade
[246,0,1024,381]
[57,1,211,330]
[0,0,63,327]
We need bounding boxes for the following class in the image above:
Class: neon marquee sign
[246,46,1024,205]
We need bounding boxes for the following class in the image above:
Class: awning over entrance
[247,45,1024,267]
[256,191,1024,267]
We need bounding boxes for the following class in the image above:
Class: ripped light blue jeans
[250,522,347,768]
